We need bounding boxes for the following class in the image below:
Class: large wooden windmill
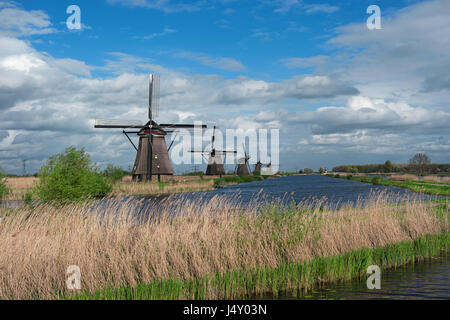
[235,143,251,176]
[95,74,206,182]
[190,126,236,176]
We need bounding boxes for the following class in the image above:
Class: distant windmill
[95,74,207,182]
[235,143,251,176]
[190,126,236,176]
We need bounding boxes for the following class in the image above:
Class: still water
[275,254,450,300]
[127,175,442,215]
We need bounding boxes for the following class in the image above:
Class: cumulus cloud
[0,3,56,36]
[327,0,450,99]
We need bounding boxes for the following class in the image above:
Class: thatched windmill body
[190,126,236,176]
[95,74,206,182]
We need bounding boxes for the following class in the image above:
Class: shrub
[347,175,353,180]
[371,176,381,185]
[36,146,112,203]
[103,164,127,183]
[0,168,8,200]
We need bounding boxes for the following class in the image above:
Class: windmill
[95,74,207,182]
[235,143,251,176]
[190,126,236,176]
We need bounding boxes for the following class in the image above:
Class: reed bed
[2,177,38,201]
[111,179,215,196]
[0,194,448,300]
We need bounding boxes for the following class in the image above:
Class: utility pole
[22,159,26,176]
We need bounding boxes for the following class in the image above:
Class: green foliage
[103,164,127,183]
[36,146,112,203]
[22,192,33,205]
[384,160,393,173]
[318,167,326,174]
[304,168,314,174]
[371,176,381,185]
[184,171,204,178]
[0,168,8,200]
[333,161,450,175]
[214,175,263,186]
[253,170,261,176]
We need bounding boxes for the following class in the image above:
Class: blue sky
[0,0,449,174]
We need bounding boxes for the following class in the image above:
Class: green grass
[65,232,450,300]
[213,175,265,187]
[334,175,450,196]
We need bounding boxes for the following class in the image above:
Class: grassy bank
[213,175,266,187]
[328,174,450,196]
[1,175,268,200]
[69,232,450,300]
[0,193,447,300]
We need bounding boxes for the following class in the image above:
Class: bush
[36,146,112,203]
[103,164,127,183]
[371,176,381,185]
[0,168,8,200]
[347,175,353,180]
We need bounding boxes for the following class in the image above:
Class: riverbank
[0,193,447,299]
[327,174,450,196]
[1,175,269,201]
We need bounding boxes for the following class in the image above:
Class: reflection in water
[278,254,450,300]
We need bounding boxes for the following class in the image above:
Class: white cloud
[0,4,55,36]
[175,51,246,72]
[105,0,203,13]
[135,27,177,40]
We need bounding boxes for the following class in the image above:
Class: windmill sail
[149,74,160,121]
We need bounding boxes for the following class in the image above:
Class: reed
[111,179,215,196]
[0,194,447,300]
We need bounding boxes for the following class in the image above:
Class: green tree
[319,167,326,174]
[103,163,127,183]
[304,168,314,174]
[36,146,112,203]
[384,160,393,173]
[408,153,431,176]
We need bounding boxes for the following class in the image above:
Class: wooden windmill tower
[235,143,251,176]
[190,126,236,176]
[95,74,206,182]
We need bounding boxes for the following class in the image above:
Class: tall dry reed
[0,194,447,299]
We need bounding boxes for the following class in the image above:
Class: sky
[0,0,449,174]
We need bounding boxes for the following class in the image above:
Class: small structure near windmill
[95,74,206,182]
[190,126,236,176]
[235,143,251,176]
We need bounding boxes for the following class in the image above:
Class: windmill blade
[212,126,216,150]
[149,74,160,122]
[167,132,179,152]
[159,124,207,129]
[95,119,144,129]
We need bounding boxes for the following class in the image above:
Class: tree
[36,146,112,203]
[408,153,431,176]
[304,168,314,174]
[103,163,127,183]
[383,160,393,173]
[319,167,326,174]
